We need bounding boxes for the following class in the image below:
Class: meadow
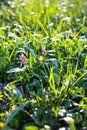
[0,0,87,130]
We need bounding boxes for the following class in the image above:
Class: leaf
[13,88,23,102]
[72,72,87,87]
[29,48,36,58]
[46,58,57,62]
[24,125,38,130]
[62,17,70,22]
[73,113,83,123]
[31,113,39,125]
[7,66,29,73]
[48,23,54,29]
[5,101,29,126]
[46,50,56,53]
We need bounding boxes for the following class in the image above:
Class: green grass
[0,0,87,130]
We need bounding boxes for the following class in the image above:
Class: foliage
[0,0,87,130]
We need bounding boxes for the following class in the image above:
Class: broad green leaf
[5,101,29,126]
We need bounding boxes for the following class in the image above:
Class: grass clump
[0,0,87,130]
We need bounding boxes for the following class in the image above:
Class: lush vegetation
[0,0,87,130]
